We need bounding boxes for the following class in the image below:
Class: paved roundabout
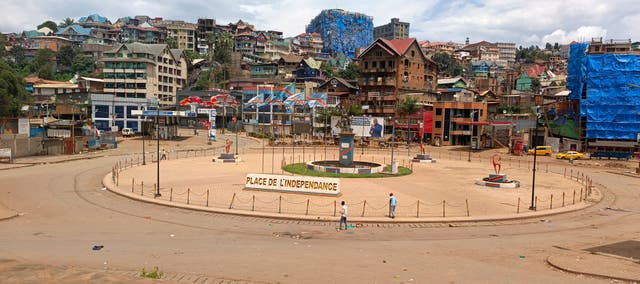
[0,133,638,283]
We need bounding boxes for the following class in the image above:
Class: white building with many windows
[100,42,187,106]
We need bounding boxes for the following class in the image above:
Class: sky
[2,0,639,46]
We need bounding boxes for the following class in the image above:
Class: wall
[0,134,44,157]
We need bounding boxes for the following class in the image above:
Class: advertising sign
[331,116,385,138]
[245,174,340,195]
[18,118,29,135]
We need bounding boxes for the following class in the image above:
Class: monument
[212,138,241,163]
[338,111,355,167]
[475,154,520,188]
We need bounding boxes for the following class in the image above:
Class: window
[389,61,394,68]
[404,59,409,67]
[435,121,442,128]
[411,50,415,57]
[435,108,442,115]
[372,61,377,68]
[364,62,369,69]
[380,61,386,69]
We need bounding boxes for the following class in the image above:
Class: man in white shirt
[339,201,348,230]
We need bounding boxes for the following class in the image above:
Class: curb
[546,256,640,282]
[103,172,603,224]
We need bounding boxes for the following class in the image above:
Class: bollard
[466,199,470,217]
[562,192,565,207]
[252,195,256,211]
[305,199,309,215]
[570,169,573,179]
[546,163,548,173]
[534,196,537,210]
[361,200,367,217]
[517,197,520,214]
[229,193,236,209]
[518,159,521,168]
[278,196,282,214]
[416,201,420,218]
[580,188,583,201]
[333,200,337,216]
[141,181,144,196]
[573,190,576,204]
[550,194,553,209]
[132,178,135,192]
[206,190,209,207]
[153,184,157,198]
[564,168,566,177]
[187,188,190,204]
[170,187,173,201]
[442,200,446,217]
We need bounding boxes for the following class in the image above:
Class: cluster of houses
[1,9,639,158]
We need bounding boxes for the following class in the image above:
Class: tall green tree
[37,20,58,33]
[9,46,26,68]
[320,62,335,78]
[72,55,95,76]
[213,32,234,64]
[432,52,464,77]
[0,60,31,117]
[167,36,178,49]
[57,45,76,70]
[58,17,75,29]
[398,96,420,143]
[30,48,55,79]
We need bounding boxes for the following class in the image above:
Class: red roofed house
[357,37,439,116]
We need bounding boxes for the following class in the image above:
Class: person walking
[339,201,348,230]
[160,149,167,160]
[389,193,396,219]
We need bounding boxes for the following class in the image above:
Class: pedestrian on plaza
[389,193,396,219]
[161,149,167,160]
[339,201,348,230]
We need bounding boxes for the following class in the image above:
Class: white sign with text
[245,174,340,195]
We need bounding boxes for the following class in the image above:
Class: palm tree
[398,96,420,157]
[59,17,75,29]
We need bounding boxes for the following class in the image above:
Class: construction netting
[567,43,640,140]
[306,9,374,58]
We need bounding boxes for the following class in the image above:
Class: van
[527,146,553,156]
[122,128,134,137]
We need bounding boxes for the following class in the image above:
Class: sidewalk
[547,250,640,282]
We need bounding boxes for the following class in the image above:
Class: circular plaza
[104,142,601,221]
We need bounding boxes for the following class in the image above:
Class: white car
[122,128,134,137]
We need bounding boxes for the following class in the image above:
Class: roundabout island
[104,134,600,222]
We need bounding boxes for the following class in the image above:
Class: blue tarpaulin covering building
[306,9,373,58]
[567,43,640,140]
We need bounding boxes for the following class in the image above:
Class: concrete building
[431,101,488,147]
[100,42,187,106]
[495,42,516,64]
[90,93,157,132]
[464,41,500,62]
[291,32,323,56]
[155,20,197,51]
[196,18,215,55]
[374,18,409,40]
[357,38,439,116]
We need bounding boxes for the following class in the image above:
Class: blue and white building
[90,93,157,132]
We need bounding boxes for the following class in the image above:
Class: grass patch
[283,163,412,178]
[141,267,163,279]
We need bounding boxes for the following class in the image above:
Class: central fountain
[305,110,385,174]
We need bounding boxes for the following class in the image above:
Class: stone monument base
[412,154,437,163]
[212,153,241,163]
[475,174,520,188]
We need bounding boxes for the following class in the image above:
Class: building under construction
[305,9,374,58]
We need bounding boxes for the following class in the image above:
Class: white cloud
[541,26,608,44]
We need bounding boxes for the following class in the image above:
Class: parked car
[555,151,584,160]
[121,128,134,137]
[527,146,553,156]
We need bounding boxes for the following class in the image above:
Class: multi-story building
[495,42,516,64]
[291,32,324,56]
[463,41,500,62]
[55,25,94,44]
[373,18,409,40]
[77,14,112,29]
[155,20,197,51]
[100,42,187,106]
[357,38,439,116]
[196,18,215,55]
[121,23,166,44]
[419,41,458,55]
[431,101,488,146]
[306,9,374,58]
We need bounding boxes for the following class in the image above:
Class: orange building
[31,36,73,52]
[431,101,488,147]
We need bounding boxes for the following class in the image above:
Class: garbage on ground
[92,245,104,251]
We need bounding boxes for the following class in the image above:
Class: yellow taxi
[555,151,584,160]
[527,146,553,156]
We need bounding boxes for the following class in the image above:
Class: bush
[283,163,412,178]
[141,267,163,279]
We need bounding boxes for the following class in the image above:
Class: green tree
[166,36,178,49]
[37,20,58,33]
[213,32,234,64]
[59,17,75,29]
[30,48,55,78]
[337,62,359,80]
[0,34,6,57]
[10,46,26,68]
[0,60,31,117]
[320,62,335,78]
[431,52,463,77]
[191,70,211,91]
[398,96,420,143]
[346,103,362,116]
[57,45,76,70]
[72,55,95,76]
[531,77,541,92]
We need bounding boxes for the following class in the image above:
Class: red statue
[492,154,502,174]
[225,138,232,154]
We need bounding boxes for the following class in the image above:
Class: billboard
[330,116,385,138]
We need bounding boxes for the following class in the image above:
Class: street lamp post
[529,107,541,210]
[468,110,477,162]
[155,105,161,198]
